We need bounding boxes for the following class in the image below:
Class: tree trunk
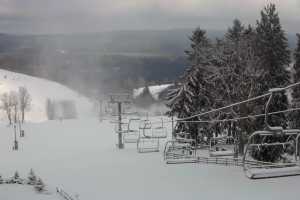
[22,110,25,123]
[238,132,245,156]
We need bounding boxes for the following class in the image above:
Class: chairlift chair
[151,118,168,139]
[123,118,141,143]
[243,130,300,179]
[137,120,159,153]
[163,132,197,163]
[243,88,300,179]
[209,136,236,157]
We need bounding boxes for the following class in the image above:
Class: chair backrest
[264,88,284,133]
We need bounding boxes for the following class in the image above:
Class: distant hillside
[0,29,297,96]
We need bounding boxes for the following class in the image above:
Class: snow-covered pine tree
[249,3,291,162]
[255,3,290,128]
[9,171,23,184]
[27,169,37,185]
[0,175,3,184]
[216,19,261,154]
[212,20,263,154]
[167,28,215,139]
[225,19,244,44]
[185,27,212,66]
[34,178,45,192]
[14,171,19,180]
[291,34,300,128]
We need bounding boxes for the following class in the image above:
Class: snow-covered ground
[0,69,93,122]
[0,69,299,200]
[0,185,59,200]
[1,116,300,200]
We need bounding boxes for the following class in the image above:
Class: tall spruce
[167,28,214,139]
[225,19,244,44]
[255,3,290,128]
[249,3,292,162]
[185,28,212,66]
[291,34,300,128]
[292,34,300,100]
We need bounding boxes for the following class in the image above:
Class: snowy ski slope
[0,69,93,122]
[1,117,300,200]
[0,70,300,200]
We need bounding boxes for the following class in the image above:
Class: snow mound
[0,69,93,122]
[0,185,58,200]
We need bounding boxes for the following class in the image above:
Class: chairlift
[209,136,236,157]
[137,120,159,153]
[151,118,168,139]
[243,88,300,179]
[163,132,197,163]
[123,118,141,143]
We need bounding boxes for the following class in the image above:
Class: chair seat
[246,166,300,179]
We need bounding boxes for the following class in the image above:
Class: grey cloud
[0,0,299,34]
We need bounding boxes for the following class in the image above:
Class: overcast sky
[0,0,299,34]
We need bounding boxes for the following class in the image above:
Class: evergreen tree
[212,21,263,155]
[225,19,244,44]
[167,27,214,139]
[185,27,212,66]
[255,3,290,128]
[293,33,300,97]
[0,175,3,184]
[34,178,45,192]
[291,34,300,128]
[27,169,37,185]
[13,171,19,180]
[250,4,291,162]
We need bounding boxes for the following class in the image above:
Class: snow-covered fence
[57,188,77,200]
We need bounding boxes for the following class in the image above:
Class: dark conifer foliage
[292,34,300,100]
[167,28,215,138]
[255,3,290,128]
[167,4,293,162]
[225,19,244,44]
[290,34,300,128]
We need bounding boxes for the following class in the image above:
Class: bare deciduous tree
[9,91,19,124]
[18,87,31,123]
[1,92,12,125]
